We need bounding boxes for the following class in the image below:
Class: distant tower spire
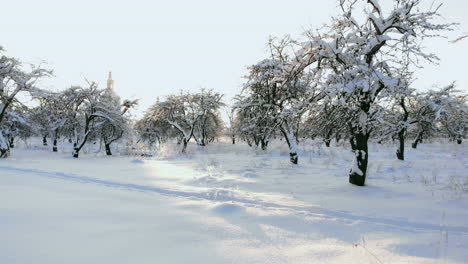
[107,71,114,90]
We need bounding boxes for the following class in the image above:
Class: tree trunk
[281,126,298,165]
[324,128,333,147]
[0,147,9,158]
[411,131,423,149]
[43,135,48,146]
[105,143,112,155]
[53,138,58,152]
[254,137,260,147]
[260,139,268,151]
[181,138,188,153]
[9,137,14,148]
[232,136,235,144]
[52,129,59,152]
[335,134,341,144]
[0,132,10,158]
[199,138,206,146]
[396,128,405,161]
[457,138,462,144]
[73,148,79,158]
[396,99,408,160]
[349,132,369,186]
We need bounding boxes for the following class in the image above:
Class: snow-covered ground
[1,140,467,264]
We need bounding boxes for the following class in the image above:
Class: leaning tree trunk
[281,125,299,165]
[73,116,93,158]
[246,137,252,147]
[0,146,9,158]
[411,131,424,149]
[349,132,369,186]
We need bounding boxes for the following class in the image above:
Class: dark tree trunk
[232,136,235,144]
[411,131,423,149]
[324,128,333,147]
[52,129,59,152]
[73,148,79,158]
[105,143,112,155]
[457,138,462,144]
[260,139,268,151]
[349,132,369,186]
[254,137,260,147]
[72,115,93,158]
[396,128,405,160]
[53,138,58,152]
[0,147,9,158]
[246,138,252,147]
[9,137,14,148]
[335,134,341,143]
[181,138,188,153]
[43,136,48,146]
[199,139,206,147]
[396,98,408,160]
[290,153,298,164]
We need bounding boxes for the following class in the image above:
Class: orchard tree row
[1,0,467,187]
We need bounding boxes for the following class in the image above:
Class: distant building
[107,71,114,90]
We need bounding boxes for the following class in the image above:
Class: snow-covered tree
[235,37,321,164]
[136,106,176,148]
[67,82,128,158]
[0,46,51,157]
[0,105,32,149]
[98,87,137,155]
[438,89,467,144]
[143,89,224,153]
[303,102,350,147]
[191,89,224,146]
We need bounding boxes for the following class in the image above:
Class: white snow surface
[1,140,467,264]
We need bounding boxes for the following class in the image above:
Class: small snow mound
[131,159,144,164]
[242,171,257,178]
[212,203,245,215]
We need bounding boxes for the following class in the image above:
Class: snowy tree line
[0,0,467,187]
[0,50,137,158]
[229,0,467,186]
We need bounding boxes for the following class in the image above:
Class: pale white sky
[2,0,467,116]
